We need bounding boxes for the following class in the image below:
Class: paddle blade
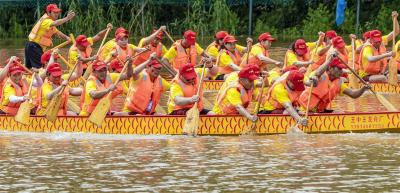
[348,73,360,89]
[375,93,398,112]
[182,106,199,136]
[388,59,398,86]
[83,64,93,80]
[88,95,111,127]
[45,95,63,122]
[15,101,32,125]
[67,100,81,114]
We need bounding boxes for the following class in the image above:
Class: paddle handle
[195,62,207,96]
[164,30,175,43]
[154,57,177,76]
[58,54,75,70]
[351,38,356,69]
[254,75,267,116]
[245,41,252,65]
[96,27,111,56]
[50,40,71,51]
[304,83,314,119]
[26,72,36,97]
[16,61,33,75]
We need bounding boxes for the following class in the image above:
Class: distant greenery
[0,0,399,42]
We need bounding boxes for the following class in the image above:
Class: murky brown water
[1,41,400,192]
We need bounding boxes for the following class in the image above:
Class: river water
[1,40,400,192]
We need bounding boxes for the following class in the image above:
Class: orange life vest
[298,72,342,112]
[172,40,197,70]
[133,42,163,66]
[216,81,253,115]
[0,78,29,115]
[36,78,69,116]
[245,43,269,69]
[265,77,302,110]
[359,42,387,75]
[69,44,93,69]
[125,71,165,114]
[170,74,203,111]
[113,44,133,63]
[80,74,114,115]
[284,49,310,68]
[217,49,242,75]
[28,14,57,48]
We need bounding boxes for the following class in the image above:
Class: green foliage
[209,0,239,35]
[301,4,332,37]
[338,9,356,35]
[254,18,278,37]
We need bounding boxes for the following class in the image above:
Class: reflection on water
[0,132,399,192]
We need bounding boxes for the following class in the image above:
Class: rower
[25,3,75,69]
[69,23,113,74]
[79,60,132,116]
[133,26,168,66]
[168,63,215,115]
[206,31,247,63]
[212,66,258,122]
[215,35,246,80]
[311,30,337,70]
[36,62,83,116]
[161,30,212,71]
[259,69,309,126]
[0,63,43,115]
[299,55,370,113]
[117,54,171,115]
[284,35,323,69]
[243,32,282,72]
[0,57,21,100]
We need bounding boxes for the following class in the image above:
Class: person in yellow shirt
[68,23,113,73]
[161,30,212,71]
[136,26,168,55]
[36,62,83,116]
[0,64,43,115]
[80,59,133,116]
[212,66,258,122]
[25,4,75,69]
[168,63,215,115]
[284,35,322,68]
[215,35,246,80]
[206,31,247,62]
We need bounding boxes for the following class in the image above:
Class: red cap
[179,63,197,80]
[328,58,347,69]
[258,32,276,42]
[223,35,238,43]
[115,32,128,40]
[92,60,107,71]
[148,60,163,68]
[215,31,229,39]
[249,64,260,76]
[369,30,382,42]
[238,66,258,81]
[294,39,308,56]
[41,51,59,65]
[47,62,62,77]
[184,30,196,46]
[325,30,337,39]
[282,65,299,73]
[287,70,305,91]
[152,29,164,39]
[363,31,371,41]
[46,4,62,13]
[332,36,345,49]
[75,35,90,47]
[5,57,22,65]
[115,27,128,37]
[8,65,25,75]
[109,59,123,73]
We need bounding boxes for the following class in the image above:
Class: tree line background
[0,0,398,42]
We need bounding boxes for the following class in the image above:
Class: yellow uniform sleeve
[110,72,119,82]
[206,44,219,58]
[286,51,298,67]
[138,38,146,48]
[161,45,168,56]
[40,82,53,108]
[306,42,317,50]
[129,44,137,51]
[382,35,389,46]
[226,87,243,106]
[99,39,116,60]
[69,49,79,65]
[272,83,291,104]
[218,52,234,67]
[250,45,263,57]
[30,18,58,44]
[360,46,374,77]
[195,43,204,54]
[235,44,246,53]
[167,82,184,113]
[1,83,15,106]
[163,46,178,62]
[339,80,349,95]
[161,78,171,91]
[84,80,97,102]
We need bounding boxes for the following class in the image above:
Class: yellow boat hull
[1,112,399,135]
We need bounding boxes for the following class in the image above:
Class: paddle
[15,72,36,125]
[58,54,87,84]
[163,29,175,43]
[88,59,130,127]
[304,39,320,77]
[154,57,177,77]
[182,64,207,136]
[348,38,360,89]
[45,59,80,122]
[241,75,268,135]
[49,40,71,51]
[83,27,112,79]
[337,55,398,111]
[388,16,398,86]
[245,40,252,65]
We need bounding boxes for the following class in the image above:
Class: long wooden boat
[69,80,400,93]
[1,112,399,135]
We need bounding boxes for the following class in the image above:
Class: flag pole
[356,0,360,36]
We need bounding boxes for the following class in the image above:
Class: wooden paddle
[154,57,177,77]
[304,39,320,78]
[241,75,268,135]
[388,16,398,86]
[83,27,112,79]
[182,64,207,136]
[58,54,86,84]
[163,29,175,43]
[337,55,398,111]
[245,40,252,65]
[50,40,71,51]
[45,59,80,122]
[15,73,36,125]
[88,60,130,127]
[348,38,360,89]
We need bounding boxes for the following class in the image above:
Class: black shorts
[169,108,210,115]
[215,74,225,80]
[24,41,43,69]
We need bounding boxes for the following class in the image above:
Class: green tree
[209,0,239,35]
[302,4,332,37]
